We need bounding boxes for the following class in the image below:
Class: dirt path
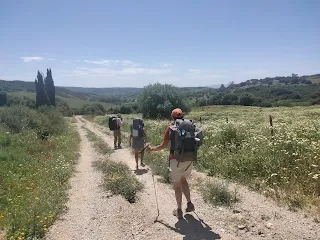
[46,117,319,240]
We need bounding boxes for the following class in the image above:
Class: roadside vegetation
[83,127,143,203]
[95,104,320,212]
[200,180,240,206]
[0,106,79,239]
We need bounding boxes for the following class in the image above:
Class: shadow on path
[133,169,149,175]
[157,213,221,240]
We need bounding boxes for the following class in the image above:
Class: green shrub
[217,124,245,151]
[0,106,66,136]
[200,180,239,206]
[93,161,143,203]
[138,83,189,119]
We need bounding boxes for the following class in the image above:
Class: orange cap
[171,108,183,118]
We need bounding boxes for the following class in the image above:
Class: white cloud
[48,58,55,61]
[161,63,174,67]
[62,60,69,63]
[84,59,136,67]
[188,69,200,73]
[73,67,171,77]
[20,56,44,62]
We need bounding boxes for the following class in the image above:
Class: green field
[96,105,320,211]
[8,91,114,109]
[308,74,320,84]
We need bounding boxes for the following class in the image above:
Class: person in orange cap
[148,108,195,219]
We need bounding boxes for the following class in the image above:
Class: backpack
[131,119,144,138]
[169,118,203,163]
[108,116,119,131]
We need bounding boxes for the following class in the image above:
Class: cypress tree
[35,71,50,108]
[45,68,56,106]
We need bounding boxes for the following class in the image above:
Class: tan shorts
[169,159,193,183]
[113,129,121,137]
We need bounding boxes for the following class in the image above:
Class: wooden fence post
[269,115,274,138]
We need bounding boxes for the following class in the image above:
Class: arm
[148,126,170,151]
[149,139,169,151]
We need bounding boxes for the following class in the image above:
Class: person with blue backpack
[130,118,148,170]
[147,108,203,219]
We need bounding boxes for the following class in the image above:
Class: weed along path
[46,116,320,240]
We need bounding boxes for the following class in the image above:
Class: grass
[84,127,114,155]
[95,106,320,212]
[93,161,144,203]
[200,180,240,206]
[0,122,79,239]
[83,126,143,203]
[307,75,320,84]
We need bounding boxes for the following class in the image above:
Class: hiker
[148,108,203,219]
[129,118,147,170]
[108,114,122,149]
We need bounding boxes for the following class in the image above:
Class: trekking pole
[152,171,160,223]
[138,144,150,155]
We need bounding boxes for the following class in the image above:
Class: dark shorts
[132,137,144,149]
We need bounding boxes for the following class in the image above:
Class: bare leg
[134,149,139,169]
[181,177,191,203]
[173,181,182,210]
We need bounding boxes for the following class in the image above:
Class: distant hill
[0,80,95,99]
[65,87,142,96]
[231,73,320,88]
[1,73,320,108]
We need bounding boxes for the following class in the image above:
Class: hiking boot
[173,208,183,219]
[186,202,195,212]
[114,146,117,150]
[141,163,145,167]
[118,145,122,149]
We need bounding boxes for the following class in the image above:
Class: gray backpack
[131,119,144,138]
[169,119,203,163]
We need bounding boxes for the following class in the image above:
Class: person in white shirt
[113,114,122,149]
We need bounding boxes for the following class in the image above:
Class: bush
[0,91,7,106]
[138,83,188,119]
[239,93,255,106]
[56,98,73,116]
[200,180,239,206]
[119,104,133,114]
[221,93,238,105]
[217,124,245,151]
[0,106,66,136]
[80,103,106,115]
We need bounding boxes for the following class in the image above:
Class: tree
[218,84,226,92]
[138,83,188,119]
[45,68,56,106]
[35,71,50,108]
[0,91,7,106]
[239,93,255,106]
[221,93,238,105]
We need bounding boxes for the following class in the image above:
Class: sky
[0,0,319,88]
